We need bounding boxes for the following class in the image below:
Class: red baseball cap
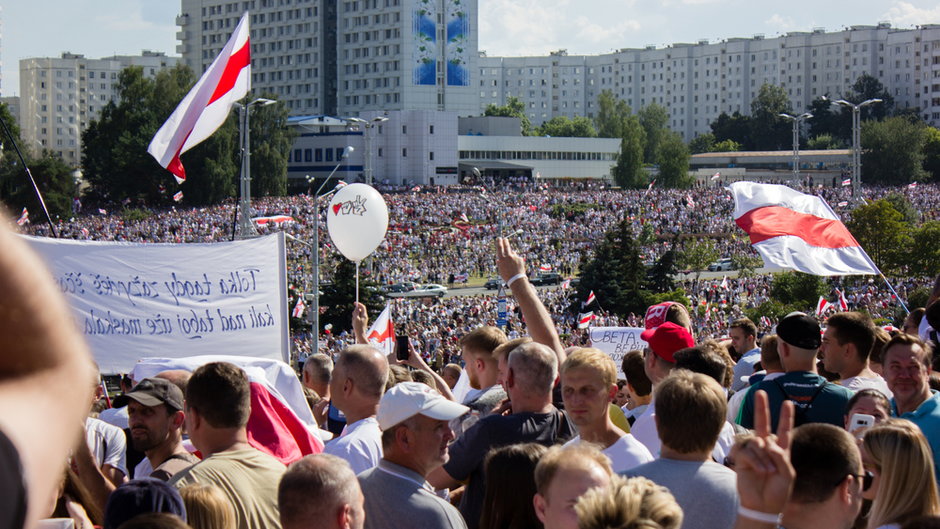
[644,302,676,329]
[640,322,694,363]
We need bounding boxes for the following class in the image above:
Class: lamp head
[342,146,354,159]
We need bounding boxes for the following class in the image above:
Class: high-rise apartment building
[478,23,940,140]
[19,51,180,165]
[177,0,478,117]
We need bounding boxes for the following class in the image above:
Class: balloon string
[355,261,360,304]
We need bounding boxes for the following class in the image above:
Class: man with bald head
[324,345,390,474]
[429,342,573,529]
[279,453,365,529]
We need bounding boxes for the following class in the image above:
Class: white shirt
[623,404,649,423]
[85,417,128,477]
[711,422,737,463]
[98,406,129,430]
[631,400,660,456]
[565,433,653,473]
[731,348,761,393]
[841,375,893,399]
[727,372,784,423]
[324,416,383,475]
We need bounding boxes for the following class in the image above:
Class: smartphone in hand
[396,335,410,361]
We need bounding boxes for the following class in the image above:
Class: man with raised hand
[359,382,469,529]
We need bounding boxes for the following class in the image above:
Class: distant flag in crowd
[644,179,656,197]
[411,186,421,192]
[15,207,28,226]
[453,272,469,283]
[577,311,595,329]
[460,213,469,223]
[841,178,851,187]
[720,276,729,290]
[98,208,108,215]
[366,305,395,355]
[837,201,849,207]
[711,171,721,181]
[561,279,571,289]
[729,181,879,276]
[80,227,90,238]
[173,191,184,202]
[291,297,306,319]
[582,290,596,308]
[816,296,833,317]
[909,182,919,189]
[252,215,295,226]
[760,316,773,328]
[836,289,849,311]
[539,264,552,272]
[148,13,251,183]
[686,194,695,208]
[528,205,538,212]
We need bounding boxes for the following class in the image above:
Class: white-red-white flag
[291,297,305,319]
[148,12,251,184]
[836,289,849,311]
[720,275,729,290]
[253,215,295,226]
[816,296,833,317]
[460,213,469,223]
[173,191,184,202]
[577,311,594,329]
[15,207,28,226]
[729,182,878,276]
[644,179,656,197]
[539,264,552,272]
[908,182,918,189]
[841,178,851,187]
[582,290,596,308]
[366,305,395,355]
[561,279,571,290]
[711,171,721,181]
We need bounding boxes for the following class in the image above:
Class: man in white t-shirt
[84,416,128,483]
[560,349,652,473]
[324,345,390,475]
[822,312,892,398]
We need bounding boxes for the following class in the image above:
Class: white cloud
[882,1,940,26]
[764,13,795,31]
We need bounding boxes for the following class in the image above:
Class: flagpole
[0,114,59,238]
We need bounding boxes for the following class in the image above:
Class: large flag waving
[366,305,395,355]
[148,12,251,184]
[728,182,878,276]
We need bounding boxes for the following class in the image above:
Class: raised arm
[352,301,369,344]
[495,237,565,365]
[0,222,97,526]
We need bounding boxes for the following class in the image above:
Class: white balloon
[326,183,389,262]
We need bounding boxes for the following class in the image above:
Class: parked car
[390,284,448,298]
[484,277,505,290]
[384,282,418,294]
[707,258,735,272]
[530,272,562,286]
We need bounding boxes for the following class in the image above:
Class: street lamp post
[310,146,353,356]
[348,116,388,185]
[779,112,813,184]
[236,97,276,238]
[832,98,882,196]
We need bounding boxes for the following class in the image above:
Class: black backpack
[770,378,828,426]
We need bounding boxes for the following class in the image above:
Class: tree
[678,238,719,283]
[845,74,894,120]
[807,97,849,143]
[594,90,632,138]
[656,131,691,188]
[688,133,715,154]
[638,103,669,163]
[248,96,295,197]
[575,218,652,317]
[860,116,927,185]
[807,134,842,150]
[769,272,827,308]
[908,221,940,278]
[749,84,791,150]
[319,258,385,334]
[647,243,678,293]
[535,116,597,138]
[484,96,532,136]
[923,127,940,182]
[713,139,741,152]
[845,199,912,275]
[610,116,646,189]
[710,111,751,147]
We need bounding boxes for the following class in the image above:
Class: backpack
[770,378,828,426]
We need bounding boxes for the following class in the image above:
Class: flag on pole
[291,297,306,319]
[366,305,395,355]
[841,178,851,187]
[837,201,848,207]
[582,291,596,308]
[98,208,108,215]
[15,207,28,226]
[644,179,656,197]
[720,276,729,290]
[561,279,571,289]
[760,316,772,328]
[728,181,878,276]
[908,182,919,189]
[460,213,469,223]
[173,191,184,202]
[148,12,251,184]
[539,264,552,272]
[711,171,721,181]
[816,296,833,317]
[836,289,849,311]
[577,312,594,329]
[686,194,695,208]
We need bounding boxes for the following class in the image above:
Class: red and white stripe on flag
[539,264,552,272]
[366,305,395,355]
[148,12,251,184]
[173,191,184,202]
[15,207,28,226]
[836,289,849,311]
[561,279,571,289]
[292,297,305,318]
[729,182,878,276]
[253,215,295,226]
[578,311,594,329]
[841,178,852,186]
[583,291,596,307]
[816,296,833,317]
[132,355,324,464]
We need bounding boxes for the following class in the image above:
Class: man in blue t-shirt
[885,333,940,480]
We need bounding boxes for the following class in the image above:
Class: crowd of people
[8,196,940,529]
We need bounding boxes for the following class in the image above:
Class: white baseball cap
[377,382,470,430]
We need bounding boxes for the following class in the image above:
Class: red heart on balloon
[332,203,342,215]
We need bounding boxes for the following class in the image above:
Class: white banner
[588,327,648,378]
[25,233,289,373]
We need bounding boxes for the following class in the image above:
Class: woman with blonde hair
[575,475,683,529]
[179,484,236,529]
[863,419,940,529]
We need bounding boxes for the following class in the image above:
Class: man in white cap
[358,382,469,529]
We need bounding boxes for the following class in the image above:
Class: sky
[2,0,940,96]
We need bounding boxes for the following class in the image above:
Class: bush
[121,207,152,222]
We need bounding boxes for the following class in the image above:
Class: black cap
[103,478,186,529]
[776,312,822,350]
[113,378,184,411]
